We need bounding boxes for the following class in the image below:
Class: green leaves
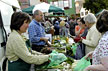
[84,0,108,14]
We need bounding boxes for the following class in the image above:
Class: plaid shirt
[28,19,46,46]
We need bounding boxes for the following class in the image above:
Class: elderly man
[28,10,50,52]
[81,13,102,55]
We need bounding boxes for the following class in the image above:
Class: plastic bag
[75,43,85,59]
[48,50,67,67]
[71,43,79,55]
[74,57,91,71]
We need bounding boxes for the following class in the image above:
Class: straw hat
[60,20,65,27]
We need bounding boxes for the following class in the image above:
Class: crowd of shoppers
[5,8,108,71]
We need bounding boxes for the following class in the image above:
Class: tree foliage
[84,0,108,14]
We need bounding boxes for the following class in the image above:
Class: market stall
[32,36,76,71]
[27,34,90,71]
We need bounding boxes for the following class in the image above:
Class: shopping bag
[71,43,79,55]
[48,50,67,67]
[35,50,67,69]
[74,57,91,71]
[75,43,85,60]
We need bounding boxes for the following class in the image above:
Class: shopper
[84,10,108,71]
[82,13,101,54]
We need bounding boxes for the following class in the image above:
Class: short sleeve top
[93,31,108,65]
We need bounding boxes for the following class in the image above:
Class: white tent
[33,2,50,13]
[32,2,64,14]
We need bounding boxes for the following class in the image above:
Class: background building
[75,0,85,14]
[30,0,40,5]
[18,0,41,9]
[18,0,30,9]
[75,0,90,17]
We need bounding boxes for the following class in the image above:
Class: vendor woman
[6,12,49,71]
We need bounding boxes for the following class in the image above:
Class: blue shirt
[28,19,46,46]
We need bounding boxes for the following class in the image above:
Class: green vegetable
[65,57,74,65]
[48,65,64,69]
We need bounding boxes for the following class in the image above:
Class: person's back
[69,19,76,36]
[54,21,60,35]
[59,20,66,36]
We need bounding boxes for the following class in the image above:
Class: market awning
[22,2,64,14]
[49,5,64,13]
[22,5,35,14]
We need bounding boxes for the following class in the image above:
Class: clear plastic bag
[48,50,67,67]
[74,57,91,71]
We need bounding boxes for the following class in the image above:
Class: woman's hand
[85,51,94,59]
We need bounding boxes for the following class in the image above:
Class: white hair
[84,13,97,24]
